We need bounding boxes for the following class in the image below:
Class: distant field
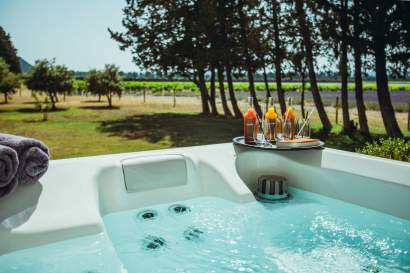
[74,80,410,93]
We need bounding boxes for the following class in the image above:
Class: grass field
[0,89,409,159]
[74,80,410,93]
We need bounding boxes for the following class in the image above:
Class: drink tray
[233,136,325,151]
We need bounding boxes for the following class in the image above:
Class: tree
[0,58,20,103]
[101,64,122,108]
[109,0,211,115]
[288,44,307,118]
[52,64,74,102]
[0,27,20,73]
[352,0,370,139]
[317,0,352,132]
[236,0,263,116]
[338,0,352,133]
[26,59,74,110]
[208,67,219,115]
[85,69,104,102]
[367,0,406,137]
[213,0,242,118]
[268,0,287,115]
[294,0,332,133]
[225,65,243,118]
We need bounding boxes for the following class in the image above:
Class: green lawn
[0,90,408,159]
[0,94,244,159]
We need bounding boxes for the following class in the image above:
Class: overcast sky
[0,0,136,71]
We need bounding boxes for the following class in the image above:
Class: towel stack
[0,134,50,199]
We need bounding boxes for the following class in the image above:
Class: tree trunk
[247,66,262,117]
[197,68,210,115]
[354,50,371,139]
[173,89,176,107]
[107,93,112,108]
[295,0,332,133]
[263,66,271,109]
[209,67,218,115]
[217,65,232,117]
[63,92,66,102]
[340,0,352,133]
[49,93,56,110]
[373,10,403,137]
[353,0,370,139]
[238,1,261,117]
[98,94,101,102]
[4,93,8,104]
[226,65,242,118]
[43,110,48,121]
[301,72,306,119]
[272,1,286,115]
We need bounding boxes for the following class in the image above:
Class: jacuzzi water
[1,188,409,273]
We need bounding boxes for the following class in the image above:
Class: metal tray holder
[233,136,325,151]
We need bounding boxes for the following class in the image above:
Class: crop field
[73,80,410,93]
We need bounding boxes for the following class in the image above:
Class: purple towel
[0,134,49,186]
[0,144,19,198]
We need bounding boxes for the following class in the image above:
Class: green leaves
[25,59,74,109]
[0,26,20,74]
[85,65,123,107]
[0,58,20,103]
[357,138,410,162]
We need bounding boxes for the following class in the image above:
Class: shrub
[356,138,410,162]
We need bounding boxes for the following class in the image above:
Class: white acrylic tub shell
[0,143,409,255]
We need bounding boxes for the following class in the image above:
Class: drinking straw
[283,106,290,123]
[296,108,315,137]
[256,112,266,141]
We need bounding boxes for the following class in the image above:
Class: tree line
[0,26,124,110]
[109,0,410,138]
[25,61,123,109]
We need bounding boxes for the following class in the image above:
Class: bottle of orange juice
[243,97,259,144]
[264,97,277,142]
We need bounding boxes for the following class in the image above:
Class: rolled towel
[0,134,49,185]
[0,144,19,187]
[0,177,18,199]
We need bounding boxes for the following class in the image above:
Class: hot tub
[0,143,409,273]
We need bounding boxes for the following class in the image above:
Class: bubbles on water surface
[103,195,410,273]
[265,210,410,273]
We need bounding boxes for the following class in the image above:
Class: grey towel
[0,144,19,187]
[0,134,49,185]
[0,177,18,199]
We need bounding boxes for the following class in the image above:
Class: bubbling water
[103,189,410,273]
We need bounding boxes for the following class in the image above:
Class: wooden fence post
[173,89,176,108]
[335,96,339,124]
[143,90,146,103]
